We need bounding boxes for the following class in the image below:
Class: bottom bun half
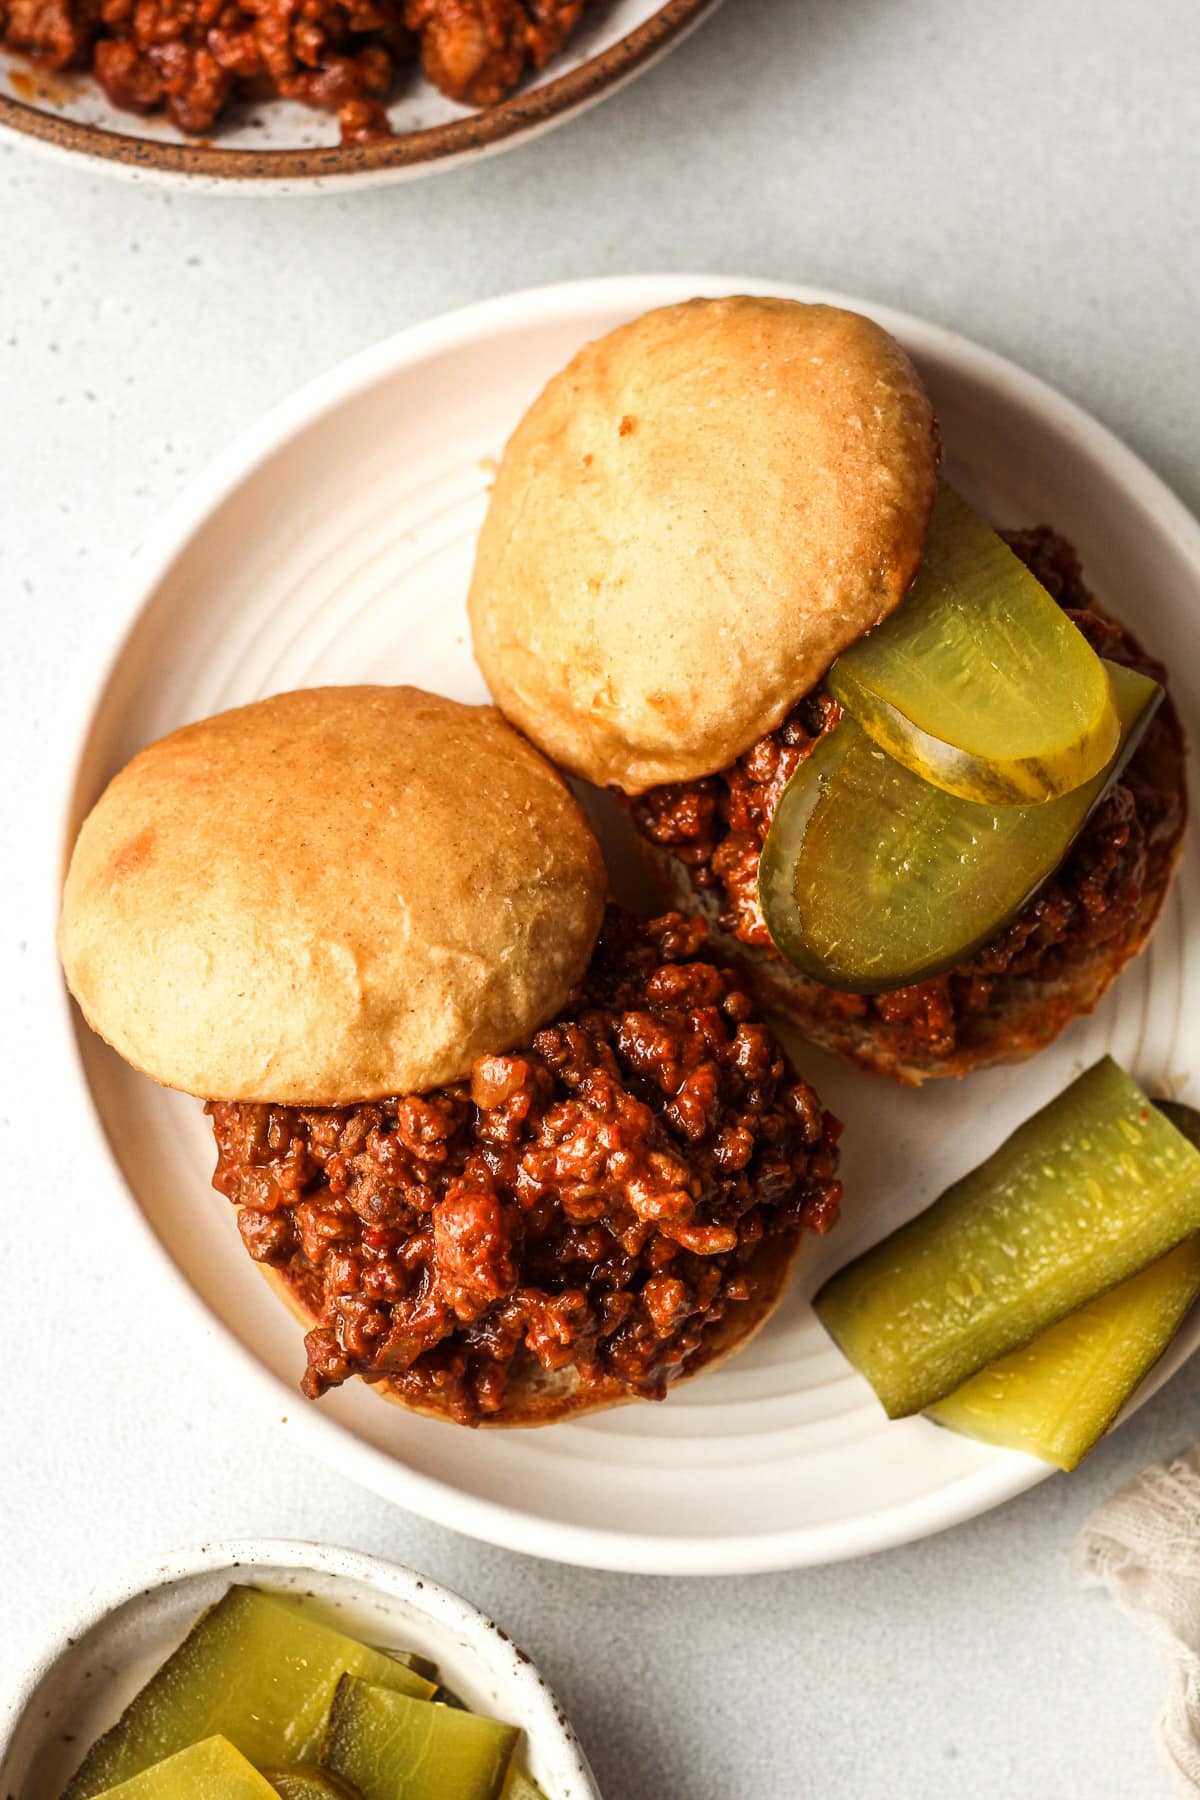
[255,1223,804,1428]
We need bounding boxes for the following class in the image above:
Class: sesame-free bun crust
[469,296,940,793]
[58,687,607,1104]
[259,1221,803,1427]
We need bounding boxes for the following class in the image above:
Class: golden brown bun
[259,1222,803,1427]
[58,687,607,1104]
[640,677,1188,1087]
[469,296,939,793]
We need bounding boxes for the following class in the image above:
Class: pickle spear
[321,1676,519,1800]
[927,1235,1200,1468]
[64,1588,435,1799]
[92,1736,277,1797]
[828,484,1120,804]
[927,1099,1200,1467]
[813,1060,1200,1418]
[759,658,1160,994]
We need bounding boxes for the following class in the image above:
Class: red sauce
[209,909,843,1424]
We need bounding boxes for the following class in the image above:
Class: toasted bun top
[468,296,940,792]
[58,687,607,1104]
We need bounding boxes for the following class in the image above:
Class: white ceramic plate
[0,0,719,189]
[55,275,1200,1575]
[0,1540,600,1798]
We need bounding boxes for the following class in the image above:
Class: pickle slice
[501,1774,549,1800]
[813,1060,1200,1418]
[828,484,1120,804]
[93,1736,277,1797]
[760,658,1160,993]
[321,1676,519,1800]
[263,1770,364,1799]
[63,1588,435,1799]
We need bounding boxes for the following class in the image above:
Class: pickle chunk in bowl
[63,1587,435,1796]
[92,1736,279,1797]
[0,1544,594,1800]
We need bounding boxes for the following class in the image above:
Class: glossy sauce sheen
[209,909,843,1425]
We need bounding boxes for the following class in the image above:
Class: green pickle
[813,1060,1200,1417]
[927,1236,1200,1468]
[263,1770,364,1799]
[63,1588,435,1799]
[92,1736,276,1798]
[759,658,1160,993]
[828,483,1120,804]
[321,1676,519,1800]
[927,1099,1200,1467]
[501,1774,550,1800]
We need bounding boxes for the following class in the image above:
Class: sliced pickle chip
[92,1735,277,1798]
[501,1774,550,1800]
[926,1233,1200,1469]
[813,1059,1200,1418]
[828,483,1120,804]
[759,657,1160,994]
[261,1601,430,1678]
[263,1770,364,1800]
[321,1676,519,1800]
[63,1588,435,1799]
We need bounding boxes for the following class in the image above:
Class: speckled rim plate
[49,275,1200,1575]
[0,0,719,189]
[0,1539,602,1798]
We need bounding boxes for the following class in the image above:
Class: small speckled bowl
[0,1540,601,1799]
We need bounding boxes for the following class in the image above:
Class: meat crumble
[208,908,843,1425]
[1,0,589,144]
[634,528,1185,1070]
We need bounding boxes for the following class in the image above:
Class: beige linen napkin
[1077,1447,1200,1795]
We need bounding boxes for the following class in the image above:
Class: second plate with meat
[0,0,721,188]
[54,274,1200,1573]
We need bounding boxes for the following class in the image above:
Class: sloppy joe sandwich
[58,685,842,1426]
[468,296,1188,1084]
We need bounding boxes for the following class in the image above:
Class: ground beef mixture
[0,0,588,142]
[634,528,1185,1068]
[208,909,843,1425]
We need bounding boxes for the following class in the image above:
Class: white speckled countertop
[2,2,1199,1795]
